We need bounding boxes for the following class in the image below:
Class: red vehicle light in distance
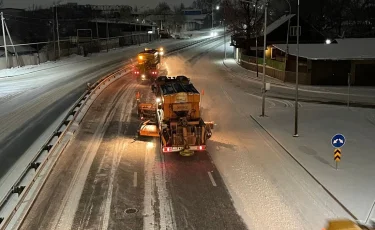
[151,71,157,75]
[134,71,140,74]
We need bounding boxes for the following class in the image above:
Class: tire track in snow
[50,79,133,230]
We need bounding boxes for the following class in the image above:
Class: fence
[0,33,158,70]
[239,51,311,85]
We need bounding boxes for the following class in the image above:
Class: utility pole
[106,15,109,52]
[261,1,268,117]
[211,4,214,30]
[52,7,56,60]
[55,4,61,59]
[1,12,8,68]
[294,0,300,137]
[255,0,259,78]
[284,0,291,74]
[4,20,19,66]
[224,19,226,59]
[95,13,99,39]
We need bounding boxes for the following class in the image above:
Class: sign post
[334,148,341,170]
[331,134,345,170]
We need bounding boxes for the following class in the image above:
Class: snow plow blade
[137,103,157,119]
[138,120,159,137]
[323,219,363,230]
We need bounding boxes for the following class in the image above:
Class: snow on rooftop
[273,38,375,60]
[265,14,295,36]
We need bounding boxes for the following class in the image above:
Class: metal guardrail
[0,35,222,230]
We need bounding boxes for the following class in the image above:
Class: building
[231,14,327,54]
[272,38,375,85]
[182,9,207,31]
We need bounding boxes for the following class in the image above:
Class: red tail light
[163,147,172,152]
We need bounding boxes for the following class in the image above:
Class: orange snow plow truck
[136,76,214,156]
[323,219,374,230]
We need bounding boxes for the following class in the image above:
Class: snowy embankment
[251,105,375,223]
[0,38,177,103]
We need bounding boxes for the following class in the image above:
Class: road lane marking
[133,172,137,187]
[208,171,217,187]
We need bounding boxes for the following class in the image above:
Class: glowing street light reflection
[146,142,154,149]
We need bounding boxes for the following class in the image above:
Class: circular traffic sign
[331,134,346,148]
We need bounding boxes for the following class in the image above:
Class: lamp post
[212,4,220,30]
[240,0,268,116]
[293,0,300,137]
[261,1,268,117]
[284,0,291,71]
[54,0,65,59]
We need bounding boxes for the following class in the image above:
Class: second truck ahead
[133,47,166,83]
[137,75,214,156]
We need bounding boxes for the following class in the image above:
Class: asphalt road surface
[0,36,213,201]
[19,38,354,230]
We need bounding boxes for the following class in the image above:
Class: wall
[239,51,311,85]
[0,33,157,70]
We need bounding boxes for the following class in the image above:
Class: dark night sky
[4,0,195,9]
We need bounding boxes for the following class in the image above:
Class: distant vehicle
[136,76,214,156]
[159,30,170,38]
[133,47,167,84]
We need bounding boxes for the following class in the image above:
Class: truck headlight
[141,74,146,79]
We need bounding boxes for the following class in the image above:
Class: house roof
[273,38,375,60]
[264,14,295,36]
[185,14,207,21]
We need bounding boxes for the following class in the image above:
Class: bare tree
[0,0,3,8]
[224,0,264,51]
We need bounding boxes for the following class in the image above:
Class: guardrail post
[12,186,25,195]
[30,162,41,171]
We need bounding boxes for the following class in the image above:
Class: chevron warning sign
[334,148,341,162]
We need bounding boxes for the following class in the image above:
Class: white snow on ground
[251,106,375,222]
[219,40,375,224]
[0,37,209,103]
[223,57,375,96]
[164,43,364,229]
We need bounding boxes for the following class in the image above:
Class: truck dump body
[137,76,213,156]
[133,48,164,83]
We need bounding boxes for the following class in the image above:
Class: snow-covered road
[11,32,374,230]
[0,35,214,208]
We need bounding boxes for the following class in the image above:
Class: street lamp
[284,0,291,71]
[261,1,269,117]
[54,0,65,59]
[212,3,220,30]
[325,39,332,44]
[240,0,268,116]
[294,0,300,137]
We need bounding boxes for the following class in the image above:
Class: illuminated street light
[325,39,332,44]
[216,5,220,10]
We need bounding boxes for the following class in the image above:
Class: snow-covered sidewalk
[224,58,375,96]
[251,105,375,223]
